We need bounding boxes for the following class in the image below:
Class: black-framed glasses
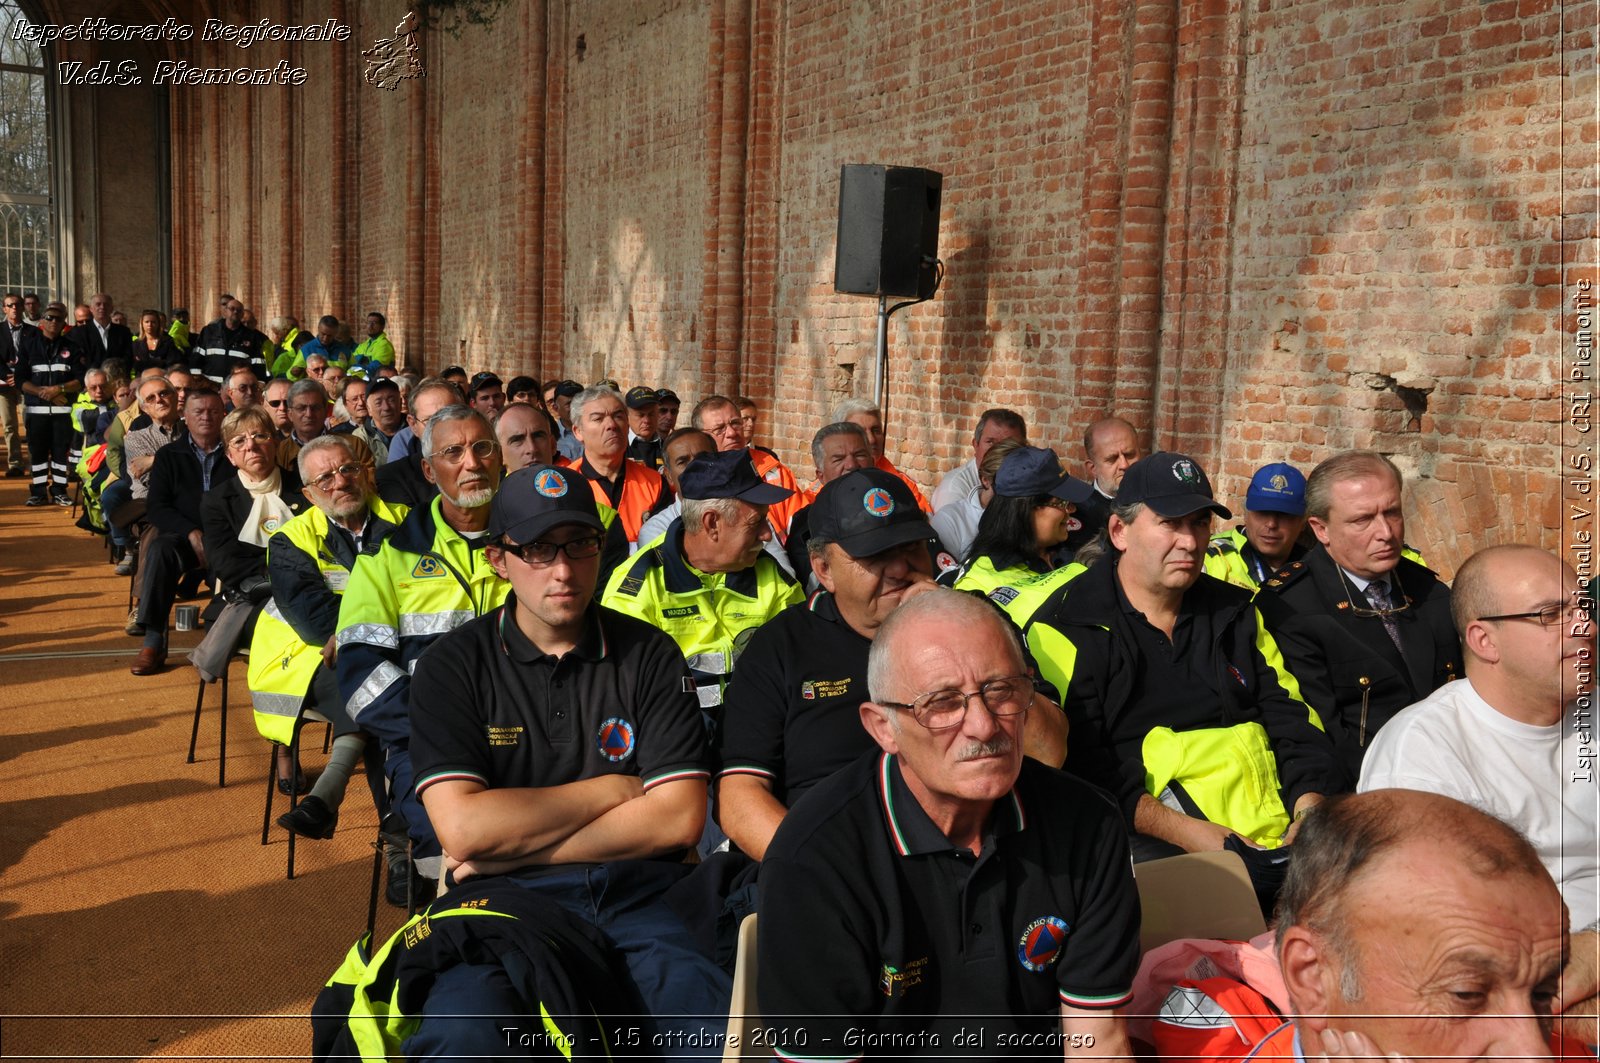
[878,675,1035,732]
[1479,601,1589,629]
[266,399,287,408]
[429,438,499,464]
[306,461,364,492]
[497,535,603,566]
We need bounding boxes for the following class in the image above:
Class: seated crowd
[10,287,1598,1060]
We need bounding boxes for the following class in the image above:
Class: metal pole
[874,295,888,410]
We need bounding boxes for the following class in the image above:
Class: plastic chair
[1133,849,1267,953]
[721,913,760,1062]
[260,705,334,879]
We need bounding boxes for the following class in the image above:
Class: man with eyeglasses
[274,379,374,480]
[261,377,291,433]
[1255,450,1459,790]
[400,464,731,1056]
[0,291,40,477]
[337,405,510,906]
[603,448,803,720]
[718,468,1066,863]
[224,368,262,412]
[1359,544,1597,936]
[690,393,807,543]
[16,308,86,506]
[251,434,409,844]
[758,588,1140,1059]
[1025,453,1333,899]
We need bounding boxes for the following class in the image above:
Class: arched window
[0,0,54,296]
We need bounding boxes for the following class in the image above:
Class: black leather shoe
[275,768,308,796]
[384,846,436,909]
[277,795,337,839]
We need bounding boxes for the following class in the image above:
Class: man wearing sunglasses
[758,588,1140,1058]
[401,463,731,1056]
[14,306,82,505]
[1025,453,1333,899]
[337,405,510,906]
[1255,450,1459,790]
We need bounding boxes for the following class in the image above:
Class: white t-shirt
[1359,678,1599,929]
[929,484,984,561]
[931,458,978,514]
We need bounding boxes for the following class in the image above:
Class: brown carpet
[0,467,412,1059]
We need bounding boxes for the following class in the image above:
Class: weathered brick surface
[148,0,1593,571]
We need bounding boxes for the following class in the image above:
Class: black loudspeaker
[834,164,942,300]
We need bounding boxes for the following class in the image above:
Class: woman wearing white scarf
[201,406,308,791]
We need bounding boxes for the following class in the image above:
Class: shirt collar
[875,752,1025,857]
[496,595,608,665]
[658,518,761,597]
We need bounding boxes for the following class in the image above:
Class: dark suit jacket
[146,436,238,540]
[201,476,309,594]
[1254,545,1460,790]
[0,321,42,383]
[68,321,133,370]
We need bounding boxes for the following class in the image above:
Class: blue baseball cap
[678,450,793,505]
[1245,462,1307,516]
[993,446,1093,504]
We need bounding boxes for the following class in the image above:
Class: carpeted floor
[1,465,413,1060]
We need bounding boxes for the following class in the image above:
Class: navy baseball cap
[488,464,604,544]
[1245,462,1307,516]
[809,468,935,559]
[469,371,502,393]
[993,446,1093,504]
[624,385,660,410]
[367,377,399,397]
[553,379,584,399]
[1117,452,1232,519]
[656,388,680,403]
[678,450,793,505]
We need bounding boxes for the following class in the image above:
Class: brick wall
[147,0,1594,571]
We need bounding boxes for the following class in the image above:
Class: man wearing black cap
[405,463,729,1055]
[466,370,505,421]
[622,384,665,473]
[654,387,681,436]
[717,467,1068,860]
[602,449,803,717]
[1024,452,1334,880]
[542,378,584,462]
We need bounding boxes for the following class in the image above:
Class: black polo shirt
[717,590,874,808]
[1118,580,1231,736]
[759,752,1140,1059]
[410,597,711,805]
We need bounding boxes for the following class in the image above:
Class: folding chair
[260,705,333,879]
[1132,849,1266,953]
[722,913,760,1062]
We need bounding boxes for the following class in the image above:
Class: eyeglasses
[1342,578,1413,619]
[232,383,261,394]
[1478,601,1590,629]
[266,399,287,408]
[878,675,1035,732]
[3,302,19,309]
[228,431,274,450]
[498,535,603,566]
[704,420,741,436]
[141,390,175,404]
[306,461,364,492]
[43,315,65,324]
[1036,496,1074,512]
[429,438,498,464]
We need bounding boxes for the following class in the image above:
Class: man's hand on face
[1556,929,1600,1044]
[1314,1027,1410,1063]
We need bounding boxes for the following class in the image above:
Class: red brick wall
[152,0,1594,571]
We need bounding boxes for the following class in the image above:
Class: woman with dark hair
[953,445,1093,596]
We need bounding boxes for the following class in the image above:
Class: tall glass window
[0,0,53,295]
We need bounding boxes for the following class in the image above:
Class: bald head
[1450,544,1562,639]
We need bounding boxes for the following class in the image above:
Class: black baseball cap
[809,468,935,559]
[553,380,584,399]
[506,375,538,398]
[469,371,502,393]
[367,377,400,397]
[656,388,680,403]
[1117,451,1232,519]
[594,378,620,391]
[488,464,604,544]
[678,450,793,504]
[624,385,660,410]
[993,446,1093,503]
[441,364,468,378]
